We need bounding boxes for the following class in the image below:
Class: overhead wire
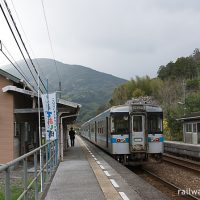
[3,0,47,93]
[0,2,40,91]
[40,0,62,87]
[0,41,38,93]
[10,0,55,92]
[1,41,29,81]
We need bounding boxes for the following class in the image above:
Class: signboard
[131,105,145,111]
[41,93,57,140]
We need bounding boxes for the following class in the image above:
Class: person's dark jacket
[69,130,75,139]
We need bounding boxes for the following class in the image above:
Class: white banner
[41,93,57,141]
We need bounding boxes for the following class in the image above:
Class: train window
[148,115,162,133]
[113,115,129,134]
[133,116,142,132]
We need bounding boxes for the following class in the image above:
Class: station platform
[45,136,169,200]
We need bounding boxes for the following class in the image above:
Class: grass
[0,172,49,200]
[0,185,23,200]
[0,178,41,200]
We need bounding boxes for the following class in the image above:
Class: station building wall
[0,75,14,163]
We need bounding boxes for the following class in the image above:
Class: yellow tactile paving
[77,136,122,200]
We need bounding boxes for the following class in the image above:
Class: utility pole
[183,80,186,115]
[183,80,186,104]
[59,81,61,98]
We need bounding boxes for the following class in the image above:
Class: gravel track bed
[143,161,200,199]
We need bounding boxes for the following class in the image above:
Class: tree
[132,88,145,97]
[185,92,200,113]
[193,48,200,62]
[157,55,198,80]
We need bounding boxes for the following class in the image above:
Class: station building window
[193,123,197,132]
[186,123,192,133]
[185,123,197,133]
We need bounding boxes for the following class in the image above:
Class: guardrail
[0,139,59,200]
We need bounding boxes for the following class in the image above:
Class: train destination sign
[131,105,145,111]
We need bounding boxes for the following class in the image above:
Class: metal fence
[0,139,58,200]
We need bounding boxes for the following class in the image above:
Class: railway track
[162,153,200,173]
[142,168,200,200]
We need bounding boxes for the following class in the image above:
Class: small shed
[177,112,200,144]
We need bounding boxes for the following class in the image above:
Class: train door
[197,123,200,144]
[106,117,109,148]
[89,124,91,140]
[130,115,146,152]
[95,121,97,142]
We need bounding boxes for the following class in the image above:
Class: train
[81,98,164,165]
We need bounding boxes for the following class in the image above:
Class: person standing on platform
[69,127,75,147]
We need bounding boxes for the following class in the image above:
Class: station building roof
[177,112,200,122]
[1,68,81,123]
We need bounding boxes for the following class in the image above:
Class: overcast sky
[0,0,200,80]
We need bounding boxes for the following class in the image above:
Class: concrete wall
[0,75,14,163]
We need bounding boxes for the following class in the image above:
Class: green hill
[4,58,127,122]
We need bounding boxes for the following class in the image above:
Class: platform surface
[45,136,169,200]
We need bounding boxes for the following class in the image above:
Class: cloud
[0,0,200,79]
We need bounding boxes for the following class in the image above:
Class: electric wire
[10,0,54,92]
[1,41,30,82]
[0,3,39,90]
[0,41,37,93]
[40,0,61,84]
[3,0,47,93]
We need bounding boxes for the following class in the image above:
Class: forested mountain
[4,58,127,122]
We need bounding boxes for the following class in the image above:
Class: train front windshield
[113,114,129,134]
[147,113,163,134]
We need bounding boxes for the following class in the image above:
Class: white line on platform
[110,179,119,188]
[104,171,111,177]
[90,152,92,154]
[99,165,105,170]
[96,161,101,165]
[92,155,95,157]
[119,192,129,200]
[94,158,97,160]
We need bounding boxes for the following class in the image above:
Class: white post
[38,71,43,192]
[60,118,64,161]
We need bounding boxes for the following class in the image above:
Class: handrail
[0,140,53,172]
[0,139,59,200]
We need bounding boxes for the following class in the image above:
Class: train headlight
[117,139,121,143]
[155,138,160,142]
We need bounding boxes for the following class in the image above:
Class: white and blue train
[81,101,164,165]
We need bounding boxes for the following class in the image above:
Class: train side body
[81,106,130,156]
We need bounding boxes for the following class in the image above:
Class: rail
[163,153,200,173]
[143,168,199,200]
[0,139,59,200]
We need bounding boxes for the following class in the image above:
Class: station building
[0,69,80,164]
[178,112,200,144]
